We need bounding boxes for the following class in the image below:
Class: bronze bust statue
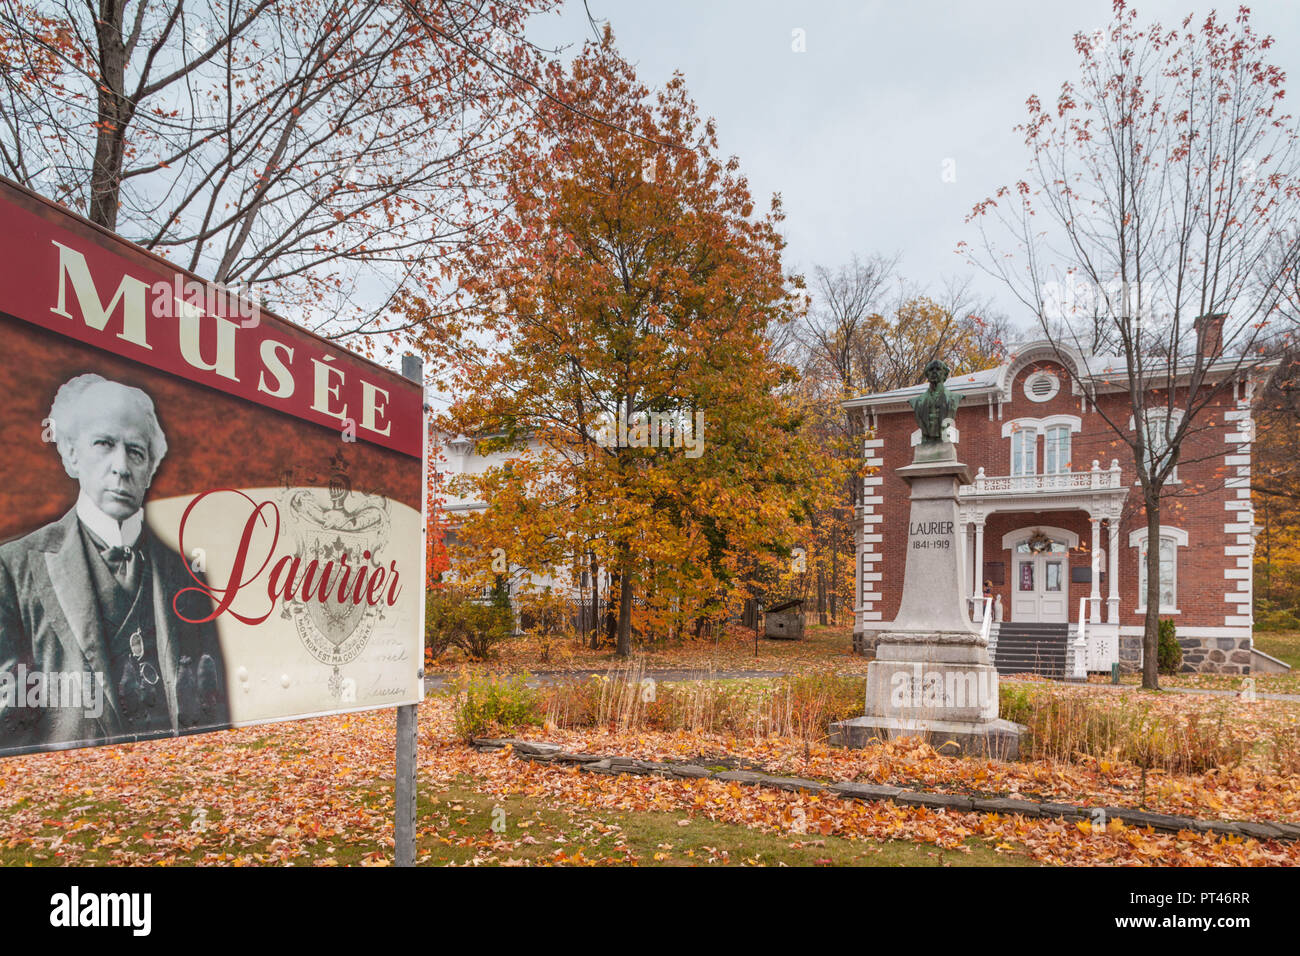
[910,359,962,444]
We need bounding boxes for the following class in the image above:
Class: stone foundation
[1118,634,1142,674]
[1179,636,1253,674]
[1118,633,1253,675]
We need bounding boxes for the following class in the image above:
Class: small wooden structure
[764,599,806,640]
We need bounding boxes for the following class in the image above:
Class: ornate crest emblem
[280,454,391,695]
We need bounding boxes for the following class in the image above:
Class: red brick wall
[863,359,1248,632]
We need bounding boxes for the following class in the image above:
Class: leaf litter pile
[0,688,1297,866]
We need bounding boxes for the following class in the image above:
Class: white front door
[1011,551,1070,623]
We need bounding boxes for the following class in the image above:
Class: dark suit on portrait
[0,506,230,753]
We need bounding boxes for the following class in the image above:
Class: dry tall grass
[539,661,862,744]
[998,685,1254,774]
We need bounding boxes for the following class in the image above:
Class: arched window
[1003,415,1080,479]
[1010,427,1036,476]
[1128,526,1187,613]
[1043,424,1071,475]
[1129,408,1185,482]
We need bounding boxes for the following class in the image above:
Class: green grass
[0,797,242,867]
[0,777,1033,867]
[1254,630,1300,670]
[412,782,1030,867]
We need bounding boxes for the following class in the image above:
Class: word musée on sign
[0,177,425,758]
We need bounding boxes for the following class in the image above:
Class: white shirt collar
[76,492,143,550]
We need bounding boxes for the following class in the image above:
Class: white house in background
[431,430,605,628]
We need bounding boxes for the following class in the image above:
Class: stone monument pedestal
[830,441,1025,758]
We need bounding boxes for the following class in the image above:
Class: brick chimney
[1195,312,1227,363]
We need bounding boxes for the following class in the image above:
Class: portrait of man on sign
[0,373,229,750]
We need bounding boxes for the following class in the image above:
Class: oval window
[1024,371,1060,403]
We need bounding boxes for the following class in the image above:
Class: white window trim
[1043,423,1072,475]
[1000,414,1082,438]
[1128,526,1187,615]
[1127,407,1185,484]
[1009,427,1035,476]
[1001,415,1082,476]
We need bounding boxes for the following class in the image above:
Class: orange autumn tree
[1252,350,1300,624]
[777,373,857,624]
[415,30,811,657]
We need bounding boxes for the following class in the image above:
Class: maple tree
[967,0,1300,688]
[415,28,812,658]
[0,0,559,340]
[775,380,855,626]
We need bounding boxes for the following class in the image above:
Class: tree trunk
[816,566,828,626]
[604,569,620,648]
[90,0,132,229]
[588,553,600,650]
[1142,499,1162,690]
[829,543,839,624]
[1263,498,1271,603]
[615,554,635,658]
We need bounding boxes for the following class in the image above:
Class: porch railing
[1068,597,1089,682]
[960,459,1123,497]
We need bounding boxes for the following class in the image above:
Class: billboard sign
[0,177,425,757]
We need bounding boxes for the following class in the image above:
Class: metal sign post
[395,703,418,866]
[396,353,424,867]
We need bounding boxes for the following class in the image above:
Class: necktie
[103,545,137,590]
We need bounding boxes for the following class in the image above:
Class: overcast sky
[525,0,1300,327]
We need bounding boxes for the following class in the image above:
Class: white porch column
[958,520,970,609]
[972,520,985,607]
[1107,518,1120,623]
[1089,516,1102,623]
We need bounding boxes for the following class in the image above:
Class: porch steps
[993,622,1070,679]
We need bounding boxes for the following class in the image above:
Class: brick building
[844,336,1282,676]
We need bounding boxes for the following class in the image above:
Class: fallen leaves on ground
[0,688,1296,866]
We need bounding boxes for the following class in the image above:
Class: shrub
[424,590,456,661]
[1157,619,1182,675]
[1254,606,1300,632]
[451,672,542,740]
[425,586,514,661]
[458,600,514,660]
[780,671,863,739]
[1269,723,1300,776]
[514,587,576,663]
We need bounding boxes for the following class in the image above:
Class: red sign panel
[0,178,425,757]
